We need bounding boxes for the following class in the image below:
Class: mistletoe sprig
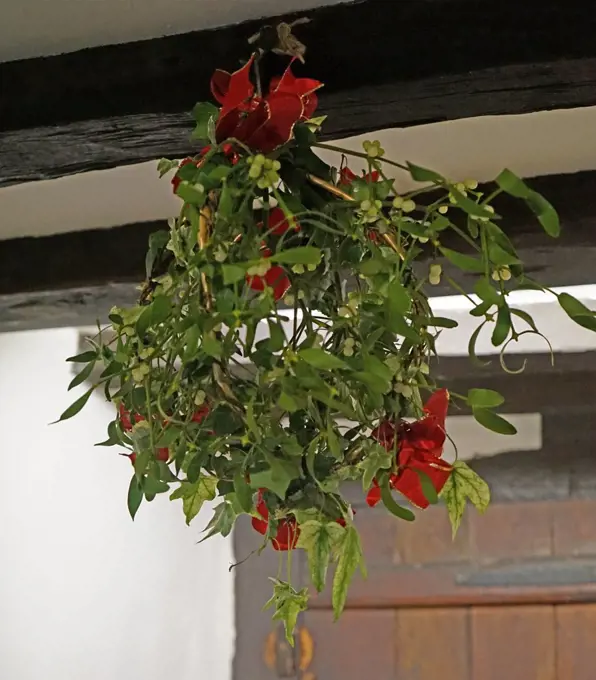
[61,51,596,642]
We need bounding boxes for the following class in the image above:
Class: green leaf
[136,296,172,336]
[270,246,322,266]
[246,400,261,443]
[467,388,505,408]
[326,422,342,460]
[439,247,485,273]
[145,230,170,279]
[491,305,511,346]
[488,243,521,266]
[202,334,222,358]
[144,476,170,498]
[66,350,98,363]
[428,316,459,329]
[176,182,206,205]
[233,471,254,513]
[387,278,411,315]
[222,264,247,285]
[558,293,596,331]
[250,458,300,499]
[474,278,501,306]
[265,580,310,645]
[297,520,345,593]
[385,311,421,342]
[472,407,517,435]
[55,387,94,422]
[68,361,96,390]
[440,460,490,537]
[200,501,237,541]
[449,189,496,219]
[298,348,349,371]
[127,475,144,520]
[191,102,219,141]
[278,391,299,412]
[510,308,539,333]
[170,476,217,525]
[468,321,490,367]
[380,479,416,521]
[332,526,365,620]
[496,169,560,237]
[407,163,444,184]
[358,443,392,491]
[157,158,179,178]
[414,469,439,505]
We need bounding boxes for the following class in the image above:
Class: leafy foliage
[61,45,596,639]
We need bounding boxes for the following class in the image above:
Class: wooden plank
[471,606,556,680]
[395,609,469,680]
[3,169,596,331]
[556,605,596,680]
[302,610,395,680]
[2,0,596,186]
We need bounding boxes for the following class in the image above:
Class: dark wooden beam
[2,0,596,187]
[2,170,596,332]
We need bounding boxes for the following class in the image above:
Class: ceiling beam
[1,170,595,332]
[2,0,596,187]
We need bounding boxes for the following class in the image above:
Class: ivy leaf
[472,407,517,435]
[200,501,237,541]
[191,102,219,142]
[297,520,345,592]
[332,526,366,620]
[440,460,491,537]
[233,471,254,513]
[170,476,217,525]
[467,388,505,408]
[54,387,94,423]
[157,158,179,178]
[127,475,144,520]
[270,246,322,266]
[298,348,349,371]
[250,458,301,499]
[439,247,485,273]
[496,169,560,237]
[357,443,393,491]
[264,580,310,645]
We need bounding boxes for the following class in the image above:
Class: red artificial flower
[191,404,210,424]
[118,404,144,432]
[260,206,301,236]
[251,490,300,551]
[366,389,453,509]
[211,57,323,153]
[252,490,356,548]
[339,167,380,186]
[245,246,291,301]
[121,447,169,466]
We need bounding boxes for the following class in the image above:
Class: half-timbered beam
[1,170,595,332]
[2,0,596,187]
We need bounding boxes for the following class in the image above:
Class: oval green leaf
[467,388,505,409]
[472,407,517,435]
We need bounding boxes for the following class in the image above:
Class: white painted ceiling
[1,106,596,240]
[0,0,345,62]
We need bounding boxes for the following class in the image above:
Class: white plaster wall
[0,328,234,680]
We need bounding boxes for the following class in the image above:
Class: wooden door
[234,497,596,680]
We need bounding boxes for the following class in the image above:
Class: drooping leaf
[558,293,596,331]
[66,350,98,363]
[233,471,254,513]
[472,407,517,435]
[414,469,439,505]
[68,361,96,391]
[440,460,490,537]
[358,443,393,491]
[491,305,511,346]
[55,387,94,423]
[191,102,219,142]
[332,525,366,620]
[200,501,237,540]
[127,475,144,520]
[380,479,416,521]
[297,520,345,592]
[467,388,505,409]
[264,580,310,645]
[170,475,217,525]
[407,163,445,184]
[439,247,485,273]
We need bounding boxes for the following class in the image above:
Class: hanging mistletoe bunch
[62,45,596,642]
